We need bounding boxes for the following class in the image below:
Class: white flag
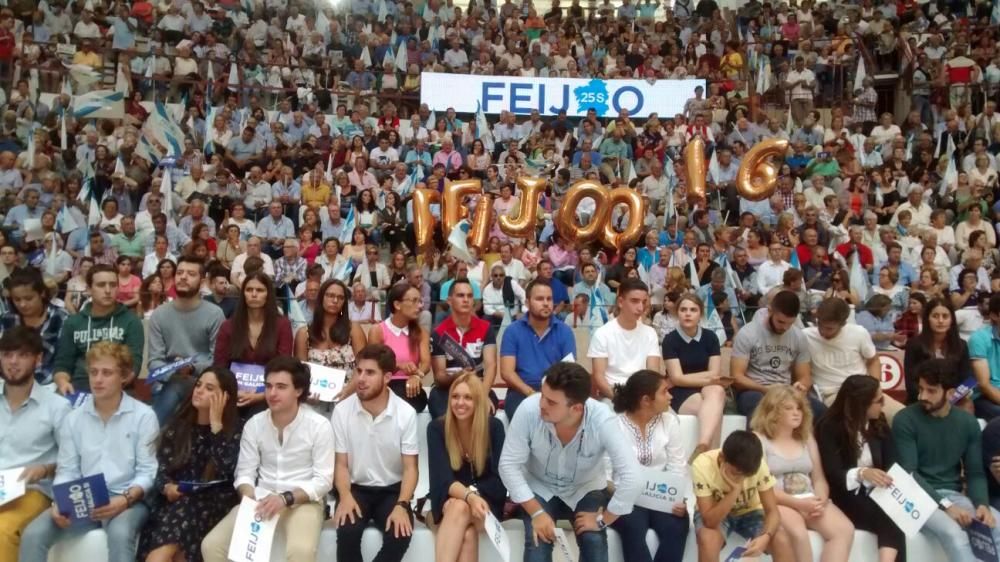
[853,55,867,94]
[361,46,372,68]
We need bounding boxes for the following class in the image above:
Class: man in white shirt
[757,242,792,296]
[891,190,932,229]
[803,298,904,420]
[784,56,816,126]
[803,175,835,210]
[333,344,418,562]
[498,243,530,286]
[588,279,661,400]
[230,236,276,286]
[201,357,335,562]
[483,263,527,328]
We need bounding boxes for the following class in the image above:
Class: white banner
[227,496,279,562]
[484,510,510,562]
[420,73,705,119]
[307,363,348,402]
[869,464,937,538]
[0,467,26,507]
[634,467,689,513]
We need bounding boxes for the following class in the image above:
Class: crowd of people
[3,0,1000,560]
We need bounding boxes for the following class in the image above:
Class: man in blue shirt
[0,328,71,561]
[969,294,1000,420]
[20,341,158,562]
[500,280,576,419]
[871,242,918,287]
[498,362,641,562]
[536,260,570,317]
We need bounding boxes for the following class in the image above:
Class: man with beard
[201,356,334,562]
[500,281,577,419]
[731,291,825,418]
[894,359,1000,560]
[0,328,71,560]
[332,344,418,562]
[146,256,225,423]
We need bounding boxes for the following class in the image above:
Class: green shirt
[111,232,147,258]
[892,403,988,506]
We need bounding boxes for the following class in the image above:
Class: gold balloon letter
[499,176,546,240]
[468,193,492,253]
[411,188,440,250]
[554,180,608,244]
[441,179,482,240]
[737,138,789,201]
[602,188,647,251]
[684,137,706,207]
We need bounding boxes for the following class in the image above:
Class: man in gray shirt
[730,290,825,418]
[146,255,224,423]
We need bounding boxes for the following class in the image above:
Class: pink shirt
[380,319,417,380]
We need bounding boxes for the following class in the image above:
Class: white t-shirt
[331,391,418,487]
[588,318,662,386]
[803,324,876,398]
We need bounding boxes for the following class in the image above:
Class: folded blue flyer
[951,376,978,404]
[969,520,999,562]
[177,479,228,494]
[725,546,748,562]
[53,474,110,524]
[64,392,91,408]
[147,357,196,382]
[231,362,266,393]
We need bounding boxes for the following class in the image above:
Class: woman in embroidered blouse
[427,373,506,562]
[295,279,366,402]
[140,367,241,562]
[610,370,689,562]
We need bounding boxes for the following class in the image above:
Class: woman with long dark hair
[815,375,904,562]
[903,298,972,404]
[427,373,506,562]
[368,282,430,412]
[609,370,689,562]
[214,272,293,411]
[139,367,241,562]
[294,279,366,402]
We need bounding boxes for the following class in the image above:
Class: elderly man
[0,151,22,194]
[431,138,463,173]
[256,201,295,259]
[835,226,875,271]
[178,199,217,239]
[231,236,275,286]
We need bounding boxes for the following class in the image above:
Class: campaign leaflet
[53,474,110,525]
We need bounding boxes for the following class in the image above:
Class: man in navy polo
[429,279,499,418]
[500,280,577,419]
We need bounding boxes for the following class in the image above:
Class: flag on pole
[850,253,871,303]
[708,148,721,184]
[395,44,408,72]
[785,110,794,135]
[361,46,372,68]
[377,0,388,22]
[56,205,80,234]
[61,75,72,97]
[853,55,867,94]
[160,168,174,220]
[339,206,356,247]
[60,111,68,151]
[427,109,437,130]
[26,130,36,169]
[475,102,495,152]
[447,219,474,263]
[115,62,130,96]
[941,135,958,196]
[789,247,801,270]
[383,46,394,68]
[689,259,700,289]
[113,155,125,177]
[204,105,217,156]
[285,285,307,325]
[227,62,240,91]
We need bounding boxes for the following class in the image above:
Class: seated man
[895,359,1000,560]
[498,362,641,562]
[332,344,418,562]
[693,431,793,562]
[0,328,71,560]
[19,342,159,562]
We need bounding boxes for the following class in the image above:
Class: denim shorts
[694,508,765,540]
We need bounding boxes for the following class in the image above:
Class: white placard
[553,527,576,562]
[227,496,279,562]
[0,467,26,507]
[420,72,706,118]
[634,467,689,513]
[869,463,937,538]
[306,363,348,402]
[561,353,575,363]
[484,510,510,562]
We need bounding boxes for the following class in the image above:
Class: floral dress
[139,424,241,562]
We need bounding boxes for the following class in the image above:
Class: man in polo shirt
[500,281,576,419]
[588,279,661,401]
[969,294,1000,420]
[536,260,570,317]
[429,279,498,418]
[333,344,418,562]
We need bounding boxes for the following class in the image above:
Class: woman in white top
[751,386,855,562]
[609,370,689,562]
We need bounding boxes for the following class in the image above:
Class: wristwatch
[595,512,607,530]
[464,485,480,502]
[281,491,295,507]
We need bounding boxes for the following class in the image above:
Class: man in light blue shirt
[256,201,296,258]
[0,328,72,560]
[498,362,641,562]
[20,341,159,562]
[108,5,137,50]
[4,188,46,244]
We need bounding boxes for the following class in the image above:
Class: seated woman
[140,367,242,562]
[816,375,905,562]
[294,279,367,402]
[368,282,430,413]
[662,293,725,461]
[751,385,855,562]
[427,373,506,562]
[610,370,689,562]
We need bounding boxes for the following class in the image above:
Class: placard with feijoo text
[227,496,279,562]
[0,468,26,507]
[306,363,348,403]
[484,510,510,562]
[53,474,109,525]
[147,357,196,382]
[969,520,999,562]
[869,464,937,538]
[231,363,266,393]
[634,467,689,513]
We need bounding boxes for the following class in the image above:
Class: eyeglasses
[402,297,424,305]
[492,273,505,278]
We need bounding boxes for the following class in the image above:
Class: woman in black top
[903,298,972,404]
[816,375,904,562]
[427,373,506,562]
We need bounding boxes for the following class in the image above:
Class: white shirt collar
[385,319,409,337]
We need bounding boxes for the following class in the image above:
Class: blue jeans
[19,502,149,562]
[736,390,827,421]
[521,490,610,562]
[505,388,537,421]
[974,398,1000,422]
[610,505,689,562]
[151,376,195,425]
[923,490,1000,562]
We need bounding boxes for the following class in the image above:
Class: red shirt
[431,315,496,373]
[835,242,874,268]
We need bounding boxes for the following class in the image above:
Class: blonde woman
[427,374,506,562]
[751,386,855,562]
